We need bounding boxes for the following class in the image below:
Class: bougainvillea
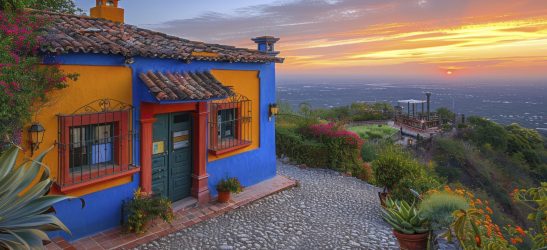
[304,122,366,176]
[0,8,77,145]
[307,122,364,148]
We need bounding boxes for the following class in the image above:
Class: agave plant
[0,146,79,249]
[381,198,430,234]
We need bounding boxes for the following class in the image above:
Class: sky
[75,0,547,83]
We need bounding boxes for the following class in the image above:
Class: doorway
[151,112,193,201]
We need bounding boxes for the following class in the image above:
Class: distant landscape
[277,81,547,135]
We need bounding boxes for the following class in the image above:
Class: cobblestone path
[138,162,398,250]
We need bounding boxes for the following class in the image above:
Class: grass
[348,125,398,140]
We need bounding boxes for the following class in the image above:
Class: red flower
[515,226,526,237]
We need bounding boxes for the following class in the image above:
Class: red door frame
[140,101,210,203]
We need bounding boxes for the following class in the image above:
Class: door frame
[140,102,210,203]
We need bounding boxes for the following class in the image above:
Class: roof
[139,71,234,101]
[398,99,427,104]
[35,10,284,63]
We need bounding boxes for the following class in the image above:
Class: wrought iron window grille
[56,99,138,188]
[208,94,252,154]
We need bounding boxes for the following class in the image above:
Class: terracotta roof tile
[139,71,234,101]
[34,10,284,63]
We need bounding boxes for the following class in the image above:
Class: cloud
[149,0,547,79]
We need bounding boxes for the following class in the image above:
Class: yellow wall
[18,65,133,197]
[209,70,260,161]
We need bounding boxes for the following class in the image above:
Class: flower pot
[392,230,429,250]
[217,191,231,203]
[378,192,388,207]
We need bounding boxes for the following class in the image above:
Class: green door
[151,112,193,201]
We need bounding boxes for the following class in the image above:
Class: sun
[446,70,453,75]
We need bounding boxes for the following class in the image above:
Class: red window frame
[59,111,131,187]
[209,102,251,155]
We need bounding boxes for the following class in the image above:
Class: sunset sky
[75,0,547,82]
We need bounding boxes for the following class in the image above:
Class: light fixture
[269,103,279,121]
[28,123,45,156]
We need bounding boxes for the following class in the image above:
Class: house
[21,0,283,240]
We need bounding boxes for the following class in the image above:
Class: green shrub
[276,127,329,167]
[373,145,440,201]
[361,143,378,162]
[372,146,414,191]
[124,189,174,234]
[467,116,509,151]
[419,191,469,230]
[276,124,365,177]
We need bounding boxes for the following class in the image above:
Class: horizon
[75,0,547,83]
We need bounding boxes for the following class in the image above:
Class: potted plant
[216,177,243,203]
[382,198,430,250]
[124,188,174,234]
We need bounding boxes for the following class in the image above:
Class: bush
[124,188,174,234]
[361,143,378,162]
[372,146,414,191]
[276,127,329,167]
[373,145,440,201]
[419,191,469,230]
[306,123,364,174]
[467,116,508,150]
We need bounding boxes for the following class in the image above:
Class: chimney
[425,92,431,120]
[90,0,124,23]
[252,36,280,56]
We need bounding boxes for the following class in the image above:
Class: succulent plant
[0,146,81,249]
[382,198,430,234]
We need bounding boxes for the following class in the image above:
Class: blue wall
[45,53,278,239]
[49,174,139,241]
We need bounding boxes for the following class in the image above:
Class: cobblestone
[137,161,398,249]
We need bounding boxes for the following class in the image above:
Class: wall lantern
[28,123,45,155]
[269,103,279,121]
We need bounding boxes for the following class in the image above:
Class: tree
[1,0,81,13]
[436,107,455,124]
[467,116,508,151]
[0,1,78,145]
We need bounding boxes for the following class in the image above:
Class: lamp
[28,123,45,155]
[269,103,279,121]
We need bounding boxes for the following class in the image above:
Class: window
[217,108,237,140]
[57,99,137,190]
[69,123,114,172]
[209,94,252,155]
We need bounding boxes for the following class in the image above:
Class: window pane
[218,109,237,140]
[69,122,115,171]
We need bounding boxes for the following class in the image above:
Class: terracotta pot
[217,191,231,203]
[378,192,388,207]
[392,230,429,250]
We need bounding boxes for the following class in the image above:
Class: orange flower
[511,237,523,244]
[475,235,481,246]
[515,226,526,237]
[486,206,493,214]
[476,199,483,205]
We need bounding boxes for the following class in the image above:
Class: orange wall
[208,70,260,161]
[18,65,132,197]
